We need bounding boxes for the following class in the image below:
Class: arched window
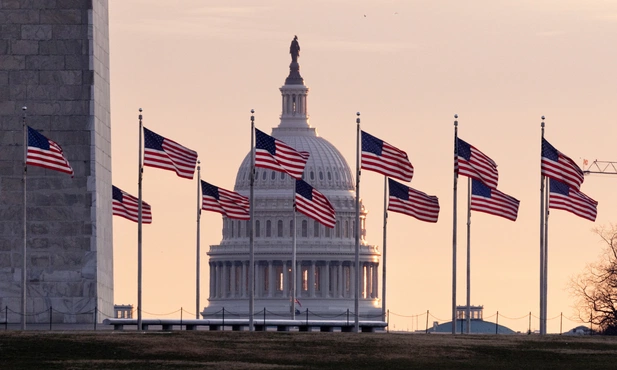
[266,220,271,237]
[290,220,294,237]
[280,172,285,180]
[231,220,234,237]
[255,220,261,237]
[271,171,276,180]
[313,220,320,237]
[310,171,315,180]
[237,220,242,238]
[327,172,332,181]
[335,221,341,238]
[262,171,266,180]
[302,220,308,237]
[319,172,324,180]
[245,220,250,237]
[325,226,331,238]
[277,220,283,237]
[344,220,349,238]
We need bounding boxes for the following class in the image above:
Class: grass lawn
[1,331,616,369]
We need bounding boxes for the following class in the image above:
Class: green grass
[1,331,617,369]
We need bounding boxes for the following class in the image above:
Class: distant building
[428,305,516,334]
[114,304,133,319]
[564,325,596,336]
[202,39,381,319]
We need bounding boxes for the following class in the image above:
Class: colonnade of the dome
[208,260,379,301]
[220,216,366,241]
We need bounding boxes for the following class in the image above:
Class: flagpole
[382,176,388,322]
[249,110,255,331]
[291,186,297,320]
[196,161,201,319]
[465,176,471,334]
[137,108,143,330]
[539,116,545,335]
[544,174,550,333]
[354,112,361,333]
[452,114,459,335]
[21,106,27,331]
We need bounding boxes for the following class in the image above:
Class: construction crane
[583,160,617,175]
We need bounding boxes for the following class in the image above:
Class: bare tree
[570,224,617,334]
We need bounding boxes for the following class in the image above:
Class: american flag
[470,179,520,221]
[26,126,74,176]
[255,129,309,180]
[541,138,584,191]
[361,130,413,182]
[112,185,152,224]
[295,179,336,228]
[549,178,597,222]
[143,127,198,179]
[456,138,498,189]
[201,181,250,220]
[387,178,439,223]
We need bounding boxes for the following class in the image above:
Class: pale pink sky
[109,0,617,333]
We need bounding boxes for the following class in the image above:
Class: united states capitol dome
[234,127,355,193]
[203,37,380,320]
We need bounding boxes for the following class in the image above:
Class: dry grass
[1,331,617,369]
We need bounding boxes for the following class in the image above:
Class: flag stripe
[143,127,198,179]
[470,179,520,221]
[361,131,413,182]
[541,138,584,191]
[387,178,439,223]
[255,129,309,179]
[456,138,498,189]
[201,181,250,220]
[295,179,336,228]
[549,179,597,221]
[112,186,152,224]
[26,127,74,176]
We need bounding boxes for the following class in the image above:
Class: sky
[108,0,617,333]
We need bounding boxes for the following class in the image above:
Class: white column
[256,262,262,298]
[283,260,288,298]
[209,262,214,299]
[268,260,274,298]
[286,94,292,114]
[222,263,228,298]
[216,262,222,298]
[349,263,355,300]
[366,263,372,299]
[360,262,365,299]
[338,262,343,298]
[324,261,330,298]
[297,261,302,298]
[230,262,236,298]
[241,261,247,298]
[373,263,378,299]
[309,261,316,298]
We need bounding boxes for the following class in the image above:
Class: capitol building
[202,41,381,319]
